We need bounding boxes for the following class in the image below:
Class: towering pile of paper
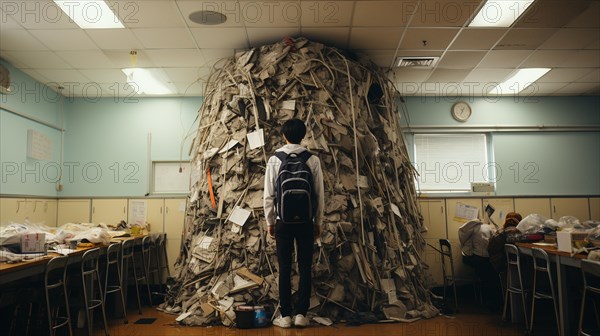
[159,37,437,325]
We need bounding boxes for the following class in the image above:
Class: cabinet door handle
[166,207,169,214]
[160,207,163,214]
[441,206,444,214]
[553,205,556,213]
[123,206,126,214]
[93,206,95,214]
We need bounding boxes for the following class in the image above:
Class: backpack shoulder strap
[298,150,312,163]
[274,151,288,162]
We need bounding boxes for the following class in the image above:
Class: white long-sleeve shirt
[263,144,324,228]
[458,220,496,258]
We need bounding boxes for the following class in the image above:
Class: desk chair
[122,239,143,314]
[80,248,109,336]
[104,243,128,323]
[502,244,529,329]
[140,236,154,306]
[439,239,481,312]
[529,248,560,335]
[579,259,600,336]
[149,233,169,301]
[44,256,72,336]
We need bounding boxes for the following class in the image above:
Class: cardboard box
[556,231,588,252]
[21,233,46,253]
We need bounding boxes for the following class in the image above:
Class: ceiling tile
[558,50,600,68]
[164,67,212,87]
[530,82,567,95]
[132,28,196,49]
[554,82,600,95]
[426,69,471,83]
[463,69,514,83]
[352,1,411,27]
[201,49,235,67]
[174,81,205,95]
[30,29,98,51]
[437,51,486,69]
[190,28,248,49]
[2,50,71,68]
[537,68,591,83]
[0,29,49,51]
[585,38,600,50]
[409,0,481,27]
[247,27,301,47]
[86,29,143,50]
[145,49,205,67]
[3,0,79,29]
[479,50,532,68]
[349,27,403,49]
[176,0,244,28]
[520,50,576,68]
[20,68,50,83]
[239,1,302,27]
[576,69,600,83]
[392,68,433,83]
[104,50,155,67]
[55,50,115,68]
[113,0,185,28]
[565,1,600,28]
[539,29,600,50]
[79,69,127,83]
[449,28,507,50]
[300,1,354,27]
[358,50,397,68]
[35,69,90,84]
[515,0,590,28]
[495,29,557,50]
[301,27,350,49]
[399,28,459,50]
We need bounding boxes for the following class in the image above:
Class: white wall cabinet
[28,199,57,227]
[418,199,446,287]
[590,197,600,221]
[164,198,186,274]
[91,199,127,225]
[128,199,164,231]
[551,197,590,221]
[57,199,91,225]
[514,198,551,219]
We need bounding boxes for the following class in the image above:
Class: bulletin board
[152,161,191,194]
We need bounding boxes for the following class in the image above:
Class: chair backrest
[439,239,454,275]
[505,244,520,266]
[81,248,100,276]
[531,247,550,272]
[122,239,134,258]
[581,259,600,293]
[106,243,122,265]
[45,256,68,290]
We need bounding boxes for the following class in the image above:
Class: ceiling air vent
[395,57,439,68]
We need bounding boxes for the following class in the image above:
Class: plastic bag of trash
[516,214,547,234]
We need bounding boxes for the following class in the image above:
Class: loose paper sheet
[246,129,265,149]
[218,139,239,154]
[130,200,147,225]
[229,206,251,226]
[390,203,402,218]
[454,203,479,221]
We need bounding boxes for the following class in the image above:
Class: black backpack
[274,151,315,224]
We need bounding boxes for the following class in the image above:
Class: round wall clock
[451,101,472,122]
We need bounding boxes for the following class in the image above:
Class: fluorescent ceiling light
[54,0,124,29]
[122,68,176,95]
[488,68,551,95]
[469,0,535,27]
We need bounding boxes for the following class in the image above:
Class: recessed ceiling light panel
[54,0,124,29]
[469,0,535,28]
[189,10,227,25]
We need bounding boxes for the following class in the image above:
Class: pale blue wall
[61,97,201,197]
[0,60,62,196]
[403,96,600,196]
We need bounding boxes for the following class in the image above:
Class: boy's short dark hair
[282,119,306,144]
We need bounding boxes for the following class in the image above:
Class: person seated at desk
[488,212,523,274]
[459,216,498,309]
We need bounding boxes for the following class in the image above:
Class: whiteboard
[152,161,191,194]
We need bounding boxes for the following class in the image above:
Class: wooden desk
[516,242,588,336]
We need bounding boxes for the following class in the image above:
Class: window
[414,134,490,192]
[152,161,191,194]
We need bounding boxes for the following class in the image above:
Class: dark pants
[463,254,500,307]
[275,221,314,317]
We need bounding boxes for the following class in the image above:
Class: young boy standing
[263,118,324,328]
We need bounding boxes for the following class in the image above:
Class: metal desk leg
[556,256,567,336]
